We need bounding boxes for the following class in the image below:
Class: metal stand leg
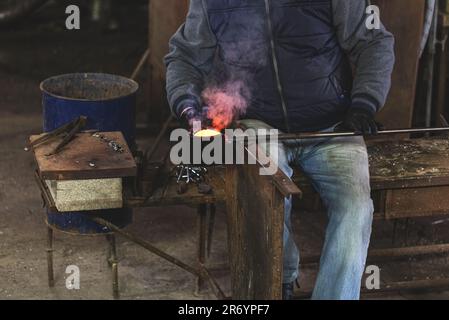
[106,233,119,299]
[196,204,208,295]
[112,262,119,300]
[206,204,216,258]
[46,226,54,288]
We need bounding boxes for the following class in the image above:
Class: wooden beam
[225,146,300,300]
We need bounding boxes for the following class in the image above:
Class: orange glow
[194,129,221,138]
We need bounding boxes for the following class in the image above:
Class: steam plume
[202,80,250,131]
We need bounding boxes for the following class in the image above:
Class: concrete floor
[2,1,449,300]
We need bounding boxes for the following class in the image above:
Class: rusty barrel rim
[40,73,139,102]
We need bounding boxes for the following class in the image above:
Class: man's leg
[238,120,300,285]
[299,136,374,300]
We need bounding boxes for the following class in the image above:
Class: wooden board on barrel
[31,131,137,180]
[30,131,137,213]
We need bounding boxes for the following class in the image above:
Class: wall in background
[148,0,189,124]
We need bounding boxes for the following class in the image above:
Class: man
[165,0,394,300]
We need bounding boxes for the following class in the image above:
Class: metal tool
[28,116,87,156]
[231,127,449,142]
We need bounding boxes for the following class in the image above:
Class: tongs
[28,116,88,156]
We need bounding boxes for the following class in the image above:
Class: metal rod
[107,233,120,299]
[143,115,173,161]
[130,49,150,81]
[112,262,119,300]
[90,217,200,277]
[231,127,449,142]
[106,234,117,267]
[92,217,226,299]
[46,226,54,288]
[34,171,56,209]
[199,265,226,300]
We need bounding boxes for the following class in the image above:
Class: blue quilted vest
[206,0,352,132]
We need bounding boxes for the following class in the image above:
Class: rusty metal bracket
[89,216,228,299]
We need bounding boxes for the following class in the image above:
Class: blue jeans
[240,120,374,300]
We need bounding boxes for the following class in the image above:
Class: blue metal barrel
[40,73,138,235]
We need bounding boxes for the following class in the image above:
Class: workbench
[293,137,449,298]
[35,137,449,300]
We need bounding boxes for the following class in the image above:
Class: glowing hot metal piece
[193,129,221,138]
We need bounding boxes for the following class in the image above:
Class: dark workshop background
[1,0,449,300]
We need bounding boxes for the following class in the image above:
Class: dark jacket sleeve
[164,0,217,117]
[333,0,395,113]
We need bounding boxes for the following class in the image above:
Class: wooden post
[373,0,426,130]
[225,147,301,300]
[148,0,189,124]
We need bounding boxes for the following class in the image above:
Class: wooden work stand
[33,131,229,298]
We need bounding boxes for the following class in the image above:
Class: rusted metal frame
[90,217,200,277]
[35,172,226,298]
[91,217,228,299]
[36,176,225,299]
[106,234,119,299]
[300,243,449,266]
[46,226,54,288]
[34,170,56,211]
[198,265,227,300]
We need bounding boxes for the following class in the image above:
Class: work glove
[338,107,381,135]
[177,102,201,131]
